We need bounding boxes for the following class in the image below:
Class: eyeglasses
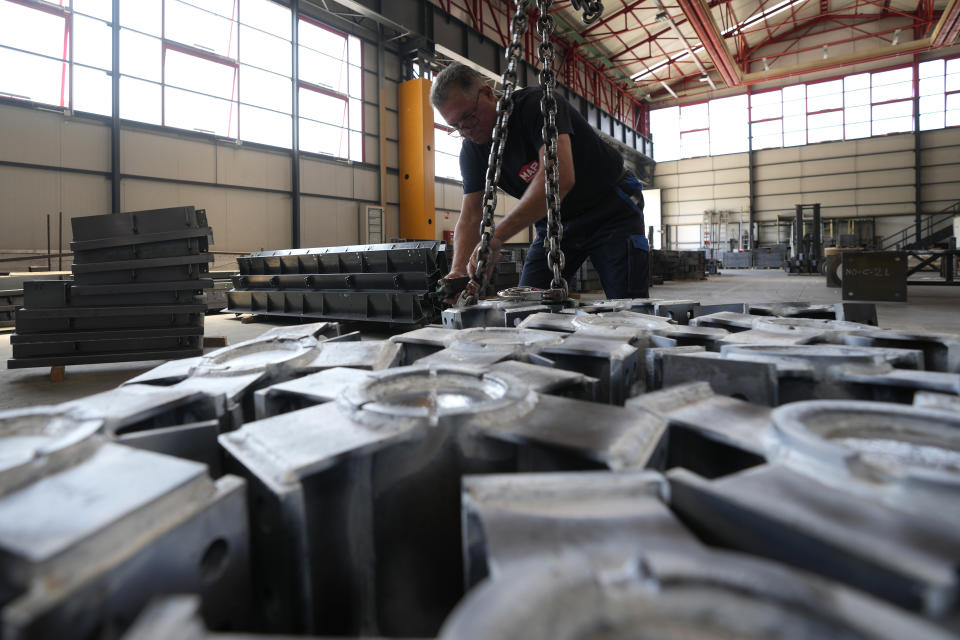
[447,88,482,138]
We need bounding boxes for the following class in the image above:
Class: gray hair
[430,62,487,108]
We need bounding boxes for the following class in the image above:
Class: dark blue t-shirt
[460,87,625,219]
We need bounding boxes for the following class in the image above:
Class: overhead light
[699,73,710,83]
[892,29,901,45]
[762,57,769,71]
[655,10,669,22]
[822,45,829,59]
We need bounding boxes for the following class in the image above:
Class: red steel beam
[676,0,742,85]
[932,0,960,45]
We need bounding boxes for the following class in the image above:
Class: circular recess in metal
[571,311,672,332]
[448,328,564,351]
[0,408,103,494]
[769,400,960,489]
[340,366,537,427]
[192,335,319,376]
[439,549,940,640]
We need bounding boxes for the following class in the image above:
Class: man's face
[438,84,496,144]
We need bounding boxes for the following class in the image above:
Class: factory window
[118,0,293,147]
[806,79,843,144]
[843,73,871,139]
[679,101,709,158]
[298,17,363,161]
[870,66,912,136]
[750,89,782,150]
[651,58,958,161]
[709,94,748,155]
[650,105,679,162]
[0,0,113,116]
[434,107,462,181]
[919,57,960,131]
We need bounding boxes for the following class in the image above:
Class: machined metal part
[660,343,957,406]
[668,399,960,619]
[120,594,402,640]
[627,382,769,478]
[233,271,440,292]
[439,547,952,640]
[253,359,599,419]
[441,300,553,329]
[57,384,231,475]
[226,289,438,324]
[0,410,251,640]
[6,346,204,369]
[392,325,641,404]
[13,303,206,334]
[461,471,698,588]
[237,241,447,276]
[70,206,210,250]
[219,364,666,636]
[73,235,212,265]
[844,329,960,372]
[644,345,704,391]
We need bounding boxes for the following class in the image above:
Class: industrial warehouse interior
[1,0,960,638]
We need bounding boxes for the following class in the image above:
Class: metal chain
[457,1,529,306]
[570,0,604,24]
[536,0,567,299]
[457,0,603,306]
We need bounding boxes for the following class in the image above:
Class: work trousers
[519,174,647,299]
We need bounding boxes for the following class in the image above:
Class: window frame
[296,13,363,162]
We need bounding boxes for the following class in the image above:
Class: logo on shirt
[518,160,539,183]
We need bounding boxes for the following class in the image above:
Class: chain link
[536,0,567,298]
[457,1,529,307]
[457,0,603,306]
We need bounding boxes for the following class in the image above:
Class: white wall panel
[301,196,359,247]
[121,129,216,182]
[216,145,289,191]
[354,168,379,201]
[61,120,111,172]
[0,167,110,250]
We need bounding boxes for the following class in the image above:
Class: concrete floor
[1,268,957,412]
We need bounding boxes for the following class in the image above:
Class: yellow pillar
[398,77,436,240]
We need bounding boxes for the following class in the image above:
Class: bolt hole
[404,173,410,179]
[200,538,230,583]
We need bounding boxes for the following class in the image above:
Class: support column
[291,0,301,248]
[397,77,436,240]
[913,54,922,246]
[111,0,121,212]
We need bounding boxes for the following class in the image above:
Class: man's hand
[438,270,470,305]
[466,236,503,283]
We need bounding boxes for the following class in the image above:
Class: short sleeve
[460,142,486,194]
[518,89,574,150]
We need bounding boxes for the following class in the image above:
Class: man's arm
[492,133,575,243]
[448,190,483,277]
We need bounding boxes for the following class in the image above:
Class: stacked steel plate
[2,296,960,640]
[226,241,447,324]
[7,206,213,368]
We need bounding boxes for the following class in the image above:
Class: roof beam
[675,0,742,86]
[931,0,960,45]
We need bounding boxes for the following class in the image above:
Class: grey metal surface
[0,410,251,639]
[219,364,667,636]
[439,547,952,640]
[668,399,960,617]
[461,471,697,588]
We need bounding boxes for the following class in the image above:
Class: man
[431,62,647,300]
